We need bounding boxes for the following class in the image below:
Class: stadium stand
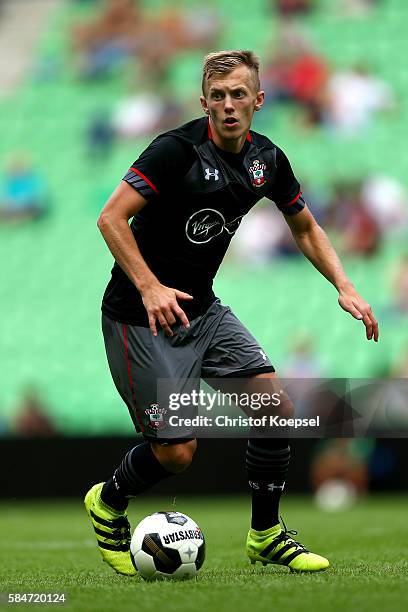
[0,0,406,434]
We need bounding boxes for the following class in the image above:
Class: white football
[130,511,205,580]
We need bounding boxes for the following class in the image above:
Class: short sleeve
[123,136,187,201]
[266,147,305,216]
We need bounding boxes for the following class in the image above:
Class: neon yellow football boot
[246,521,330,572]
[84,482,136,576]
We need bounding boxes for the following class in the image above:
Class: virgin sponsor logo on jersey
[162,529,204,545]
[145,404,167,430]
[248,159,266,187]
[185,208,243,244]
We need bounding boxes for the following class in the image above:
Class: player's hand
[141,282,193,337]
[338,285,379,342]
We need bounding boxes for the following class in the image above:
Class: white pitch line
[2,539,95,550]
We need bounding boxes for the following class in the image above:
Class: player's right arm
[97,181,192,337]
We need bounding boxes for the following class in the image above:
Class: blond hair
[202,50,260,95]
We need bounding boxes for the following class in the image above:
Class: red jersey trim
[130,167,159,194]
[284,190,302,206]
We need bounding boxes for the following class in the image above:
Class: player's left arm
[284,205,379,342]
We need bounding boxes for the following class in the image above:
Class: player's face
[200,65,264,153]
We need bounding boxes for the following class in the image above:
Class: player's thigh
[102,314,201,438]
[201,306,275,378]
[212,371,294,419]
[201,309,292,417]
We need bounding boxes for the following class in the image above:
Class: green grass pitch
[0,496,407,612]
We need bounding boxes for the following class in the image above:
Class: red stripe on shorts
[122,323,145,433]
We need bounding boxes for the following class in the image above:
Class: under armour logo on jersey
[204,168,219,181]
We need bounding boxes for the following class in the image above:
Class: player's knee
[278,397,294,419]
[152,439,197,473]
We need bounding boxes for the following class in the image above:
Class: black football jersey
[102,117,304,325]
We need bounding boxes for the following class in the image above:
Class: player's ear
[200,95,210,115]
[254,90,265,112]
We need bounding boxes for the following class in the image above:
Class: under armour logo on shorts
[204,168,219,181]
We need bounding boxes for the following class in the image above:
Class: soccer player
[85,50,379,575]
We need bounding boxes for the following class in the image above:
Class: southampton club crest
[145,404,167,430]
[248,159,266,187]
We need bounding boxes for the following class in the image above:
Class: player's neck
[210,128,248,154]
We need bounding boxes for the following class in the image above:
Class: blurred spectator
[231,186,324,264]
[324,180,359,229]
[301,183,327,224]
[181,5,220,50]
[71,0,220,80]
[230,205,285,265]
[311,439,377,511]
[230,204,308,263]
[153,6,220,54]
[272,0,313,17]
[263,28,328,125]
[13,388,58,438]
[325,64,395,136]
[275,223,303,256]
[342,199,381,256]
[284,331,324,378]
[361,174,408,234]
[324,180,381,256]
[86,109,115,158]
[112,85,183,139]
[0,154,49,222]
[132,6,221,81]
[71,0,141,78]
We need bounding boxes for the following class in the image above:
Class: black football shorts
[102,299,274,441]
